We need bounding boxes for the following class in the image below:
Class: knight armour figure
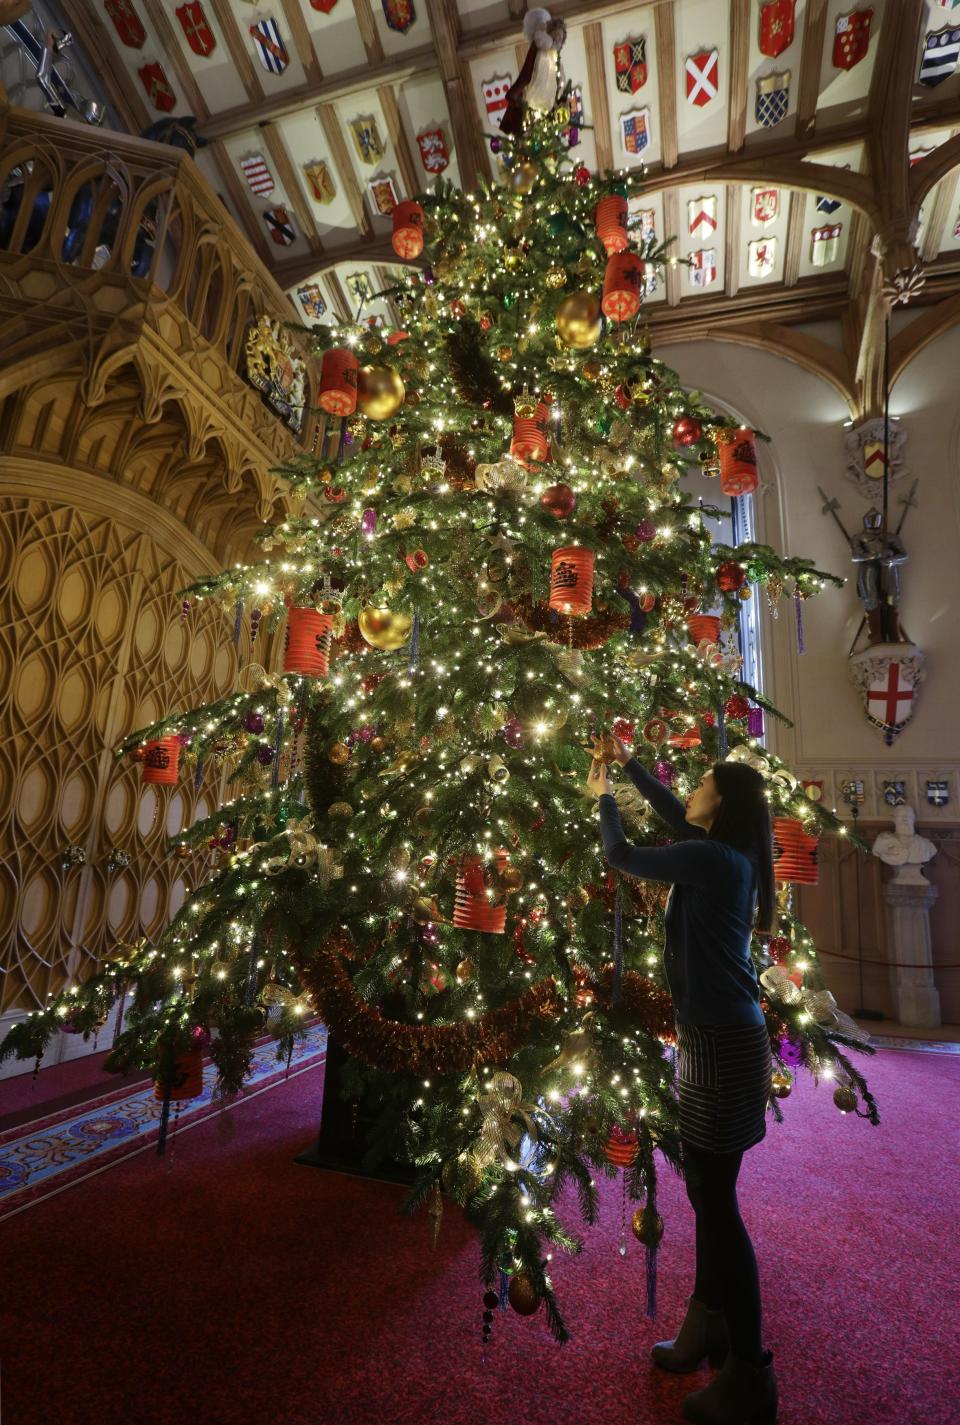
[849,508,908,644]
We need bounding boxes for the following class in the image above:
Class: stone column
[883,881,941,1028]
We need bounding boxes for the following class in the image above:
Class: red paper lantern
[718,428,759,496]
[601,252,644,322]
[549,546,595,616]
[716,560,746,591]
[604,1124,638,1168]
[318,348,358,417]
[672,415,702,447]
[142,736,180,786]
[510,401,550,463]
[391,200,424,259]
[773,817,819,885]
[595,194,629,254]
[686,613,721,645]
[153,1046,204,1102]
[453,850,511,934]
[283,606,333,677]
[540,482,576,518]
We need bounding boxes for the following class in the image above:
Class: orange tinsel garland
[586,966,677,1044]
[506,600,629,650]
[294,942,564,1075]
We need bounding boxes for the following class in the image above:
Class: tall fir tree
[3,86,878,1344]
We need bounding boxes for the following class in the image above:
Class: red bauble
[672,415,703,447]
[716,560,746,592]
[508,1274,540,1315]
[540,482,577,518]
[573,165,590,186]
[615,384,631,409]
[639,593,656,612]
[612,718,634,745]
[767,935,791,963]
[724,694,751,719]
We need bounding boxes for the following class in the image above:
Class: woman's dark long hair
[707,761,775,933]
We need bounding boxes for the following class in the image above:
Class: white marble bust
[871,804,937,885]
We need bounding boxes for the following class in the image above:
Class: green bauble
[503,291,516,308]
[595,413,612,437]
[276,806,288,826]
[745,560,768,583]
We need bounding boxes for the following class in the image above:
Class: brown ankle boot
[650,1295,729,1373]
[681,1348,778,1423]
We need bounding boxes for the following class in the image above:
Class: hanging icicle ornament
[794,587,806,654]
[232,600,243,645]
[407,607,421,675]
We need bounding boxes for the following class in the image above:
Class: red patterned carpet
[2,1043,957,1425]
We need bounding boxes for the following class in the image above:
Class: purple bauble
[502,716,524,748]
[490,137,501,154]
[422,923,439,945]
[653,760,675,786]
[422,266,436,286]
[778,1035,804,1069]
[636,519,657,543]
[356,725,375,744]
[747,706,765,737]
[361,507,377,538]
[191,1025,211,1049]
[256,744,275,766]
[567,126,580,145]
[342,430,353,446]
[244,711,265,735]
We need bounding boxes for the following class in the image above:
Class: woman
[587,735,778,1425]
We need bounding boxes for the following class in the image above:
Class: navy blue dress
[598,758,773,1153]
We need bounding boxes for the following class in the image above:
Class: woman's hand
[586,758,611,799]
[591,732,631,767]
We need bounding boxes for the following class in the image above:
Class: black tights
[682,1140,764,1366]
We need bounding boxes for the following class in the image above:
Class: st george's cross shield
[689,249,717,288]
[249,16,289,74]
[687,195,717,240]
[918,25,960,86]
[832,9,873,70]
[417,128,448,174]
[810,222,842,266]
[240,153,274,197]
[297,284,326,320]
[849,648,924,745]
[264,206,295,245]
[138,62,176,111]
[614,38,647,93]
[685,48,719,106]
[104,0,146,49]
[756,71,790,126]
[620,109,651,155]
[175,2,215,57]
[752,188,780,226]
[382,0,415,32]
[759,0,795,58]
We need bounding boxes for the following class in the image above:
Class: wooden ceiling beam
[727,0,751,155]
[654,2,679,169]
[782,189,804,287]
[377,84,420,199]
[910,131,960,212]
[794,0,829,141]
[196,48,436,142]
[583,22,614,175]
[724,184,741,297]
[317,102,373,239]
[662,189,681,305]
[424,0,490,193]
[280,0,323,85]
[208,0,264,105]
[919,174,958,264]
[260,122,324,256]
[273,238,407,287]
[59,0,150,132]
[324,269,353,322]
[352,0,386,66]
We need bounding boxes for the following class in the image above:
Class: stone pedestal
[883,881,941,1028]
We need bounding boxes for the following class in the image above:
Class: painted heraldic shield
[297,285,326,320]
[303,161,336,203]
[687,194,717,240]
[752,188,780,226]
[482,75,512,127]
[620,109,651,155]
[918,25,960,87]
[759,0,795,58]
[240,153,274,196]
[138,62,176,111]
[689,249,717,287]
[265,206,295,245]
[249,16,289,74]
[105,0,146,49]
[614,38,647,93]
[748,237,777,277]
[811,223,842,265]
[685,48,719,106]
[417,129,448,173]
[756,71,790,126]
[832,9,873,70]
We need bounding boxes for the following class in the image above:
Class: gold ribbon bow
[474,1071,547,1171]
[240,663,289,697]
[759,965,871,1043]
[263,816,343,888]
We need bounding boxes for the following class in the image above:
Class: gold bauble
[411,895,441,924]
[508,1274,540,1316]
[363,335,384,356]
[503,248,523,270]
[356,365,405,420]
[556,291,602,349]
[455,957,475,983]
[328,741,351,765]
[509,160,539,194]
[441,1152,483,1203]
[771,1070,793,1099]
[358,605,412,650]
[496,344,514,361]
[327,801,354,818]
[582,359,602,382]
[631,1206,665,1248]
[370,736,386,754]
[498,865,524,891]
[738,586,753,601]
[545,265,567,290]
[833,1084,858,1113]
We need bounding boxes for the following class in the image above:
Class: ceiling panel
[675,182,727,294]
[743,0,808,141]
[301,3,368,70]
[675,0,730,157]
[397,74,463,190]
[739,183,791,287]
[223,128,313,259]
[814,0,888,123]
[601,13,662,170]
[275,109,359,241]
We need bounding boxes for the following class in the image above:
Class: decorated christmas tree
[3,80,878,1345]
